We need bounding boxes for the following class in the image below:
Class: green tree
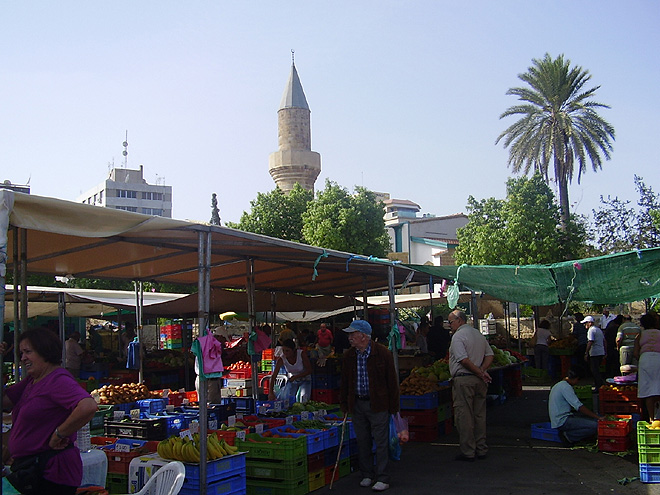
[496,53,615,228]
[455,175,587,265]
[592,175,660,253]
[302,180,391,257]
[225,184,313,243]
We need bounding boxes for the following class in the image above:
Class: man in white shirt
[583,316,606,389]
[599,308,616,330]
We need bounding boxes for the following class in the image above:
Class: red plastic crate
[225,370,251,379]
[599,387,638,402]
[598,415,632,438]
[601,400,643,415]
[312,388,340,404]
[102,441,158,474]
[598,436,632,452]
[262,349,275,360]
[185,390,198,402]
[400,408,438,427]
[408,424,439,442]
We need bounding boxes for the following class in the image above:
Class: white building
[77,165,172,217]
[384,197,467,267]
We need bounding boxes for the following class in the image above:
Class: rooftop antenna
[291,49,295,66]
[122,130,129,168]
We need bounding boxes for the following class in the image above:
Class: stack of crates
[597,415,632,452]
[237,433,309,495]
[399,391,440,441]
[503,364,523,398]
[260,349,276,373]
[311,358,342,405]
[598,385,643,415]
[437,385,453,436]
[99,438,159,493]
[638,421,660,483]
[160,321,183,349]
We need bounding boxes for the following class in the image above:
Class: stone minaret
[268,58,321,193]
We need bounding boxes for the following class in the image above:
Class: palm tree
[496,53,615,228]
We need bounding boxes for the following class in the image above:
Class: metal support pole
[12,226,19,373]
[362,277,368,320]
[59,292,66,364]
[247,258,259,400]
[197,230,211,495]
[387,266,399,377]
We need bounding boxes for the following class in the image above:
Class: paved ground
[315,385,659,495]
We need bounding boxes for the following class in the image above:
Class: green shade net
[405,248,660,306]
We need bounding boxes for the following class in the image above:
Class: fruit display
[93,382,160,405]
[144,350,190,369]
[646,420,660,430]
[411,359,450,382]
[548,335,577,349]
[490,345,519,366]
[288,400,331,413]
[601,384,637,393]
[157,433,238,462]
[399,373,441,395]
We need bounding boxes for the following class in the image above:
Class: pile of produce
[288,400,331,414]
[399,373,441,395]
[548,335,577,349]
[92,382,160,405]
[411,359,451,382]
[225,361,252,372]
[645,420,660,430]
[490,346,518,367]
[157,433,238,462]
[144,350,189,369]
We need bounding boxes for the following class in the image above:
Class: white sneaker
[360,478,373,487]
[372,482,390,491]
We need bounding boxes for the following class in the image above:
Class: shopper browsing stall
[268,339,312,403]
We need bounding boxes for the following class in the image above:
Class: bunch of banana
[157,434,238,463]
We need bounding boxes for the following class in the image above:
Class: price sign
[320,409,327,417]
[113,411,125,420]
[180,429,192,440]
[183,399,190,405]
[130,409,141,419]
[166,405,174,412]
[255,424,264,434]
[301,411,311,420]
[285,416,294,425]
[114,442,130,452]
[236,430,246,441]
[162,389,170,398]
[228,416,236,427]
[236,412,244,420]
[189,421,200,434]
[313,411,322,420]
[209,419,218,430]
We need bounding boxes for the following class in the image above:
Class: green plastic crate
[638,422,660,445]
[90,404,114,434]
[574,385,593,400]
[237,433,307,462]
[247,475,308,495]
[639,444,660,464]
[246,458,308,480]
[106,473,128,494]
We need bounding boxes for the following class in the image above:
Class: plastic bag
[388,415,402,461]
[393,412,409,444]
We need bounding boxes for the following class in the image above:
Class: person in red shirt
[317,323,333,348]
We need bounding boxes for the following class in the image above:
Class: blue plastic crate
[137,398,167,415]
[311,374,340,389]
[180,474,246,495]
[182,453,246,488]
[113,402,138,414]
[530,422,562,443]
[324,426,339,449]
[640,464,660,483]
[80,370,107,380]
[147,413,184,436]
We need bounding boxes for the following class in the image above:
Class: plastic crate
[101,439,159,475]
[245,457,307,480]
[324,458,350,484]
[270,427,324,454]
[147,413,184,436]
[307,452,325,473]
[90,404,114,434]
[311,358,341,374]
[113,402,138,414]
[601,400,643,415]
[225,370,252,379]
[599,387,638,402]
[530,422,562,443]
[255,399,287,415]
[639,464,660,483]
[80,370,107,380]
[106,473,128,494]
[180,474,246,495]
[104,417,167,441]
[183,453,247,488]
[637,422,660,445]
[598,436,632,452]
[598,415,632,438]
[311,374,340,389]
[311,388,340,404]
[246,475,308,495]
[574,385,593,400]
[437,403,452,422]
[234,397,255,414]
[180,402,237,422]
[400,392,439,410]
[262,349,275,361]
[323,445,349,467]
[408,423,439,442]
[639,444,660,463]
[137,398,167,415]
[237,433,307,462]
[308,468,325,491]
[400,408,438,427]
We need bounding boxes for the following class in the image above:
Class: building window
[116,189,137,198]
[99,190,103,202]
[142,191,163,201]
[116,206,137,212]
[142,208,163,216]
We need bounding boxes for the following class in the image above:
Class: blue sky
[3,1,659,226]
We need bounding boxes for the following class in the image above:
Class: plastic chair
[259,374,287,396]
[120,460,185,495]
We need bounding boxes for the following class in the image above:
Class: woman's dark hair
[567,367,582,380]
[640,313,657,330]
[18,327,63,365]
[538,320,551,329]
[573,312,584,322]
[282,338,296,351]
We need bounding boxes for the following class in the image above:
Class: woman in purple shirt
[2,327,98,494]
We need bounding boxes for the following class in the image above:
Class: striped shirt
[356,342,371,396]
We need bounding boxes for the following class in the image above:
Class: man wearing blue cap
[340,320,399,492]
